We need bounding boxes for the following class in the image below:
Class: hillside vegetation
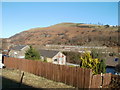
[6,23,120,47]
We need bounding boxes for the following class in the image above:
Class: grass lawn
[2,68,74,89]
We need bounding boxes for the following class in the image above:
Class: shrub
[104,24,110,28]
[109,52,116,56]
[63,51,81,64]
[80,51,106,74]
[80,51,100,74]
[91,49,103,59]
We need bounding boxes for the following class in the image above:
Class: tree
[25,46,40,60]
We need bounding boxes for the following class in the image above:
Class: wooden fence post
[19,72,24,87]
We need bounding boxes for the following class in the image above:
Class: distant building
[9,45,30,58]
[2,38,11,50]
[39,49,66,65]
[105,57,119,74]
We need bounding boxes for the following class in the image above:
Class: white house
[40,50,66,65]
[9,45,30,58]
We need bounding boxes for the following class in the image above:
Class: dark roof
[39,49,59,58]
[105,57,119,67]
[11,45,27,51]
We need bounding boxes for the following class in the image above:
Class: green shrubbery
[63,51,81,64]
[25,46,40,60]
[104,24,110,28]
[80,50,106,74]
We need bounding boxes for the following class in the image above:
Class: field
[2,68,74,89]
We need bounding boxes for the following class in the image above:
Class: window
[114,58,119,62]
[54,59,57,62]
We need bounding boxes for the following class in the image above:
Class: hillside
[8,23,119,47]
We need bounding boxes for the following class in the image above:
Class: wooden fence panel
[38,61,41,76]
[47,63,50,79]
[62,65,66,83]
[77,68,85,88]
[19,59,23,71]
[41,62,44,77]
[84,68,92,88]
[59,65,62,82]
[45,62,48,79]
[43,62,46,78]
[49,63,52,80]
[73,67,77,87]
[69,67,74,86]
[90,74,102,88]
[103,73,112,88]
[65,65,70,85]
[57,64,60,82]
[60,65,63,83]
[35,61,39,76]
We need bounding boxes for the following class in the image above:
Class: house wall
[9,50,20,58]
[52,52,66,65]
[46,58,52,62]
[40,56,52,62]
[9,46,30,58]
[40,51,66,65]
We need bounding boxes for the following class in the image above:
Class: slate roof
[39,49,59,58]
[105,57,119,67]
[11,45,27,51]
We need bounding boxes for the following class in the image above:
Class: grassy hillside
[8,22,119,47]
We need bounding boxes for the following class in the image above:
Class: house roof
[39,49,59,58]
[105,57,119,67]
[11,45,27,51]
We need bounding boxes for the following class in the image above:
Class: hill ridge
[7,22,118,47]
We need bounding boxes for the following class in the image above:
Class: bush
[80,51,106,74]
[63,51,81,64]
[109,52,116,56]
[80,52,100,74]
[91,49,103,59]
[104,24,110,28]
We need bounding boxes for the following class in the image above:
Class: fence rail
[3,57,116,88]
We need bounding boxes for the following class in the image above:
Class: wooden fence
[4,57,114,88]
[90,73,112,88]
